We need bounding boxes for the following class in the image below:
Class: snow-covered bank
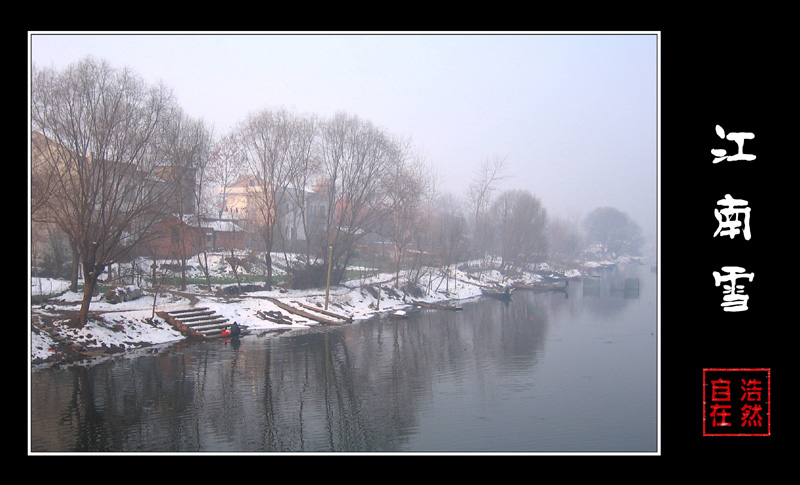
[30,258,597,368]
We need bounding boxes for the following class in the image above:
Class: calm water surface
[30,264,658,453]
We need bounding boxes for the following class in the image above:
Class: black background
[665,30,787,456]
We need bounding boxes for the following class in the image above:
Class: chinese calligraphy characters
[741,378,764,428]
[712,124,755,163]
[709,378,732,427]
[712,266,754,312]
[703,368,770,436]
[714,194,751,240]
[712,125,754,312]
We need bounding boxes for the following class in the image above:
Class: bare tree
[239,108,313,289]
[318,112,398,285]
[31,56,179,327]
[490,189,549,278]
[189,124,217,292]
[429,192,469,292]
[282,114,320,267]
[382,142,432,288]
[207,132,247,218]
[404,169,441,288]
[161,110,214,290]
[31,131,71,283]
[467,155,509,255]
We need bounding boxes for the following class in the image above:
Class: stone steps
[157,307,244,339]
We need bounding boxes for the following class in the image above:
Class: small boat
[535,281,569,292]
[389,310,410,320]
[482,287,514,301]
[511,283,537,290]
[412,301,463,311]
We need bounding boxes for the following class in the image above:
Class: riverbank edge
[30,260,624,369]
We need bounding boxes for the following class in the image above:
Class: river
[29,263,658,454]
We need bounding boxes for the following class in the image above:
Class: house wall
[138,216,205,260]
[212,229,247,252]
[220,177,332,252]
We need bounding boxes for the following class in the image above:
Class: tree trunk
[265,251,273,290]
[197,250,212,292]
[228,248,242,292]
[75,268,100,328]
[395,248,403,288]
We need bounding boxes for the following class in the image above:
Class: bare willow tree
[318,112,398,285]
[404,169,441,288]
[32,131,74,283]
[283,114,320,266]
[31,56,179,327]
[382,142,433,288]
[239,108,316,289]
[162,110,214,290]
[429,193,469,293]
[188,121,217,292]
[490,189,549,278]
[468,155,509,256]
[208,132,247,218]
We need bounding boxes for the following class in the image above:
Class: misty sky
[29,32,658,242]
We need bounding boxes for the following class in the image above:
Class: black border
[665,30,787,456]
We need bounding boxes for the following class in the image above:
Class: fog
[29,32,658,254]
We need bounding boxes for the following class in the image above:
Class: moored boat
[412,301,463,311]
[482,287,514,301]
